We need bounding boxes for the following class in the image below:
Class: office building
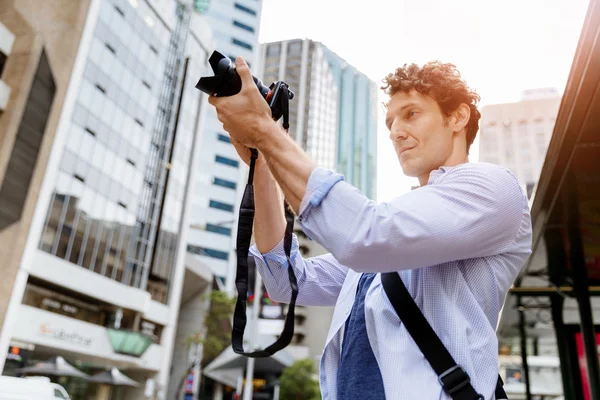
[186,0,264,294]
[259,39,378,199]
[478,88,561,198]
[0,0,213,398]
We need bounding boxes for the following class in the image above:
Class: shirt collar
[411,164,467,190]
[428,166,448,184]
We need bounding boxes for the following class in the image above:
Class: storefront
[3,278,165,399]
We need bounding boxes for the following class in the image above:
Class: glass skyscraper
[260,39,378,199]
[323,46,378,200]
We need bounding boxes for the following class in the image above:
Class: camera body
[195,50,294,121]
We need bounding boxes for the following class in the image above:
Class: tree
[184,289,236,365]
[279,359,321,400]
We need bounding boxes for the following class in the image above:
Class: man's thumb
[235,57,255,88]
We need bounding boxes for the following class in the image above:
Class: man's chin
[399,162,419,178]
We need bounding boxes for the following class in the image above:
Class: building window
[193,0,210,13]
[114,5,125,16]
[233,20,255,33]
[105,43,116,54]
[1,50,55,231]
[206,223,232,236]
[22,282,103,325]
[187,245,229,260]
[267,44,281,57]
[232,38,253,51]
[234,3,257,16]
[215,155,239,168]
[213,177,237,190]
[0,51,8,76]
[288,41,302,54]
[95,83,106,94]
[209,200,234,212]
[217,133,231,143]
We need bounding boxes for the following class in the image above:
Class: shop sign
[39,323,92,346]
[141,320,156,336]
[41,297,78,315]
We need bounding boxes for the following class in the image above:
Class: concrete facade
[478,89,562,198]
[0,1,215,399]
[0,0,92,343]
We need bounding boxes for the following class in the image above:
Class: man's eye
[408,111,418,118]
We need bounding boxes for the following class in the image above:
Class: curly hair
[381,61,481,151]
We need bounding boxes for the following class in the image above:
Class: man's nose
[389,123,408,142]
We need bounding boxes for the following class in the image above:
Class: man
[208,58,532,399]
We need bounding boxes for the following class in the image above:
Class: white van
[0,376,70,399]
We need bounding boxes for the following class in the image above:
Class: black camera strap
[381,272,508,400]
[231,86,299,358]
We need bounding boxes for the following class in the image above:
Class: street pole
[235,376,243,399]
[192,343,203,399]
[518,298,532,400]
[242,268,262,400]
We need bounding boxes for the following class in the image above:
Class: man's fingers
[236,57,255,90]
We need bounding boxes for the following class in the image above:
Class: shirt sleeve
[296,164,529,273]
[249,233,348,307]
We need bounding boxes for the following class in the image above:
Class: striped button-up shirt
[249,162,532,399]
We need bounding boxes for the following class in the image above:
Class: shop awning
[203,367,243,388]
[14,355,90,379]
[107,328,156,357]
[89,367,140,387]
[204,335,295,375]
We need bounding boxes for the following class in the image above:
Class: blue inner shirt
[337,273,386,399]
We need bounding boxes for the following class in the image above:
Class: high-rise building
[0,1,213,398]
[185,0,264,294]
[259,39,378,199]
[257,38,379,371]
[259,39,339,171]
[322,46,378,200]
[478,88,561,198]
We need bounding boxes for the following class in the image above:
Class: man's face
[385,90,455,181]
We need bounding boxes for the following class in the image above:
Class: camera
[195,51,294,121]
[195,51,299,358]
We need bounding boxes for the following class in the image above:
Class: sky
[257,0,591,202]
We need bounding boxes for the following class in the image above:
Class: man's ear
[452,104,470,133]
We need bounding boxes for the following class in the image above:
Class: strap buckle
[438,365,471,395]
